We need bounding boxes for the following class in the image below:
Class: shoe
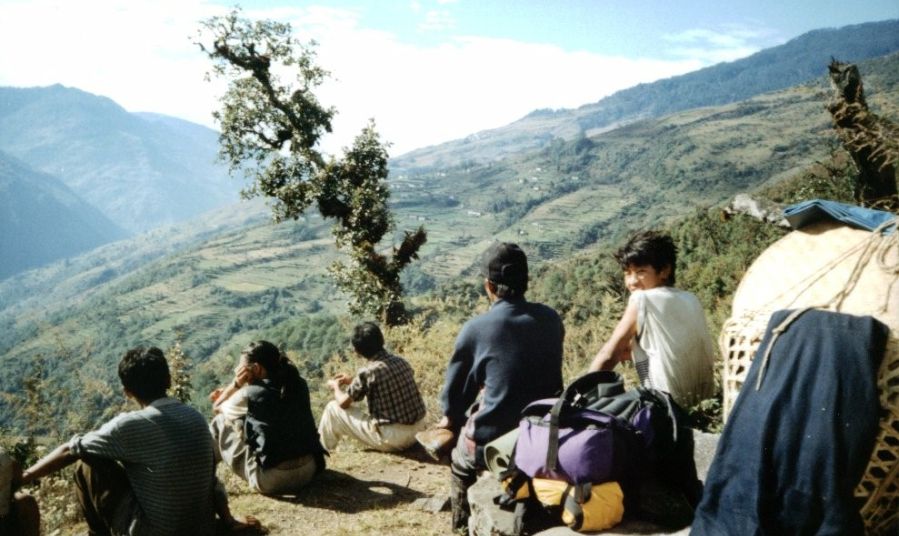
[415,428,455,461]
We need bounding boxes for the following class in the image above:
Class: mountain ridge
[0,84,243,234]
[393,18,899,168]
[2,22,898,434]
[0,149,126,280]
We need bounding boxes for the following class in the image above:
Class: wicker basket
[720,219,899,534]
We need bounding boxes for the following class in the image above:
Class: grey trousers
[450,433,483,533]
[210,413,318,495]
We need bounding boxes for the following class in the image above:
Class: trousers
[317,401,427,452]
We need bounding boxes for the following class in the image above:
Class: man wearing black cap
[436,242,565,532]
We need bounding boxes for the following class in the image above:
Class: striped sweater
[69,397,216,535]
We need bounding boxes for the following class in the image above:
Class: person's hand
[233,364,253,389]
[222,514,263,534]
[208,388,224,403]
[332,373,351,386]
[435,416,452,429]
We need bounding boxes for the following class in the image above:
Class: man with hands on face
[317,322,428,452]
[209,340,326,496]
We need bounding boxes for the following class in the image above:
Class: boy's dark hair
[614,230,677,286]
[118,346,171,401]
[352,322,385,358]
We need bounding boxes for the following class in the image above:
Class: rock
[413,496,451,513]
[692,431,719,482]
[467,432,721,536]
[723,193,789,227]
[468,476,520,536]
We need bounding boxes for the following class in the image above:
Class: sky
[0,0,896,156]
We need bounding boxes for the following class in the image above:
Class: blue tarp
[783,199,896,234]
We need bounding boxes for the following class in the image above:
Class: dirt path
[224,445,453,536]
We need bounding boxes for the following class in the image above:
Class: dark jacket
[440,296,565,447]
[245,376,326,469]
[692,309,888,535]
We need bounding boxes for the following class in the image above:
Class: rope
[876,217,899,273]
[829,216,898,312]
[734,216,898,326]
[755,307,815,390]
[737,216,899,389]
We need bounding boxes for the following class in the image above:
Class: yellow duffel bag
[502,476,624,532]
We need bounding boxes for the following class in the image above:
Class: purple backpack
[513,372,643,485]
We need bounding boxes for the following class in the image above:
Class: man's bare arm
[589,301,638,372]
[18,443,78,488]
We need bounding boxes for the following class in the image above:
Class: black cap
[483,242,528,292]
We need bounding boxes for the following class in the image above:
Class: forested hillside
[1,50,895,433]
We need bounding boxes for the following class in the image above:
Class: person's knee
[72,456,129,496]
[210,413,226,437]
[72,458,89,490]
[324,400,342,415]
[321,400,350,426]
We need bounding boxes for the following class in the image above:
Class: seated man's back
[439,242,565,533]
[70,397,216,535]
[318,322,428,452]
[448,297,564,446]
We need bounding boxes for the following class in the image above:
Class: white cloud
[0,0,706,157]
[256,6,703,155]
[662,25,776,63]
[418,9,456,32]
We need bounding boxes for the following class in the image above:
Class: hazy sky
[0,0,896,156]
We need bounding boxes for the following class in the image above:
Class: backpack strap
[564,371,622,404]
[495,469,532,509]
[591,371,625,398]
[545,395,566,472]
[544,399,628,475]
[561,482,592,531]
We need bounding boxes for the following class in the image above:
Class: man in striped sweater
[12,346,255,535]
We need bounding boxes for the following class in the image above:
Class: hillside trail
[224,445,452,536]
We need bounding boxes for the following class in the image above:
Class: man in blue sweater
[436,242,565,532]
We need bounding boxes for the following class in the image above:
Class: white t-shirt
[630,287,716,407]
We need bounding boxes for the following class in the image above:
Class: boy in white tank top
[589,231,715,407]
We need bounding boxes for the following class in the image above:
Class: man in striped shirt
[12,346,255,535]
[318,322,428,452]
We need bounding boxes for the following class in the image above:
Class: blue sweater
[440,296,565,446]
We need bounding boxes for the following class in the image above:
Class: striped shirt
[68,398,216,536]
[347,350,427,425]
